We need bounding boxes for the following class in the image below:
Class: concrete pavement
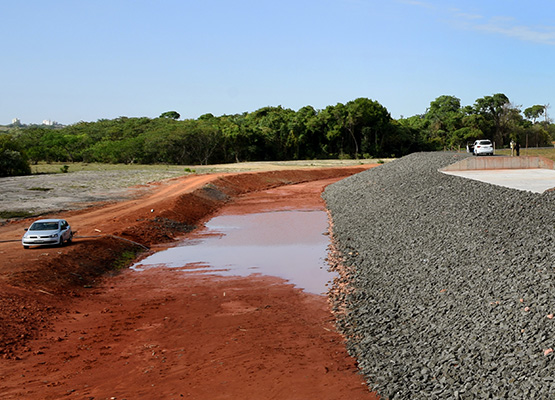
[441,168,555,193]
[440,155,555,193]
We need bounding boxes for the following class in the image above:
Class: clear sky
[2,0,554,125]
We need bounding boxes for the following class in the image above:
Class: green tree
[524,105,546,123]
[219,113,260,163]
[345,98,392,157]
[317,103,348,157]
[424,95,463,148]
[0,134,31,177]
[385,121,431,156]
[472,93,512,145]
[288,105,319,159]
[198,113,215,121]
[247,106,296,160]
[13,127,50,163]
[159,111,180,120]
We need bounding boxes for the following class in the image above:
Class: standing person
[516,142,520,156]
[510,140,516,156]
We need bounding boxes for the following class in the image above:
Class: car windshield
[478,140,491,145]
[30,222,59,231]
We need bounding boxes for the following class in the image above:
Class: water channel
[132,209,336,295]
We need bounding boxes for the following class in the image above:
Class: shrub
[0,134,31,177]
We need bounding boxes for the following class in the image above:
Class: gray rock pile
[323,152,555,399]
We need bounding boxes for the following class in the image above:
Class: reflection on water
[132,210,335,294]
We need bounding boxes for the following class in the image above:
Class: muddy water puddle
[133,210,335,294]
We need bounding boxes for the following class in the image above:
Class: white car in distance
[473,139,494,156]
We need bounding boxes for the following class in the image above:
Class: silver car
[22,219,73,249]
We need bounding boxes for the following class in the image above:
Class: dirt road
[0,166,380,399]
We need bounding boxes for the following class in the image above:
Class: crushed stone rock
[324,152,555,399]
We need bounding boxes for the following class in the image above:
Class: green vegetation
[0,210,33,219]
[2,99,420,171]
[0,134,31,177]
[159,111,180,120]
[30,161,199,174]
[111,250,139,271]
[496,146,555,161]
[2,95,555,178]
[399,94,554,150]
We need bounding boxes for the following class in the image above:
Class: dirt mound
[100,166,372,246]
[1,237,143,357]
[0,286,56,360]
[9,237,143,294]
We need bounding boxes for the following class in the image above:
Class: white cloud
[471,17,555,45]
[399,1,555,46]
[450,8,483,21]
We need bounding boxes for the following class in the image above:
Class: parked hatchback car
[22,219,73,249]
[473,139,494,156]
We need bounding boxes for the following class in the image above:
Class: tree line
[399,93,554,150]
[1,94,554,177]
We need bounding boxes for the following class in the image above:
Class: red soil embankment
[0,165,380,399]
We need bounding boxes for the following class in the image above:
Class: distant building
[12,118,21,125]
[42,119,56,126]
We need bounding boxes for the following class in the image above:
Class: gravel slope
[324,152,555,399]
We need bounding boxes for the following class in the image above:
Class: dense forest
[2,93,554,177]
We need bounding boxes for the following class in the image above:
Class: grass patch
[29,159,384,175]
[495,147,555,161]
[32,162,195,174]
[111,250,139,271]
[0,210,33,219]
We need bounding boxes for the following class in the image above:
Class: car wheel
[58,237,65,247]
[23,245,29,249]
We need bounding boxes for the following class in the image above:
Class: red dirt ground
[0,166,380,399]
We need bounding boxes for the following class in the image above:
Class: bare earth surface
[0,164,380,399]
[0,159,383,216]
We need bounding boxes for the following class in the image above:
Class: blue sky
[2,0,554,125]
